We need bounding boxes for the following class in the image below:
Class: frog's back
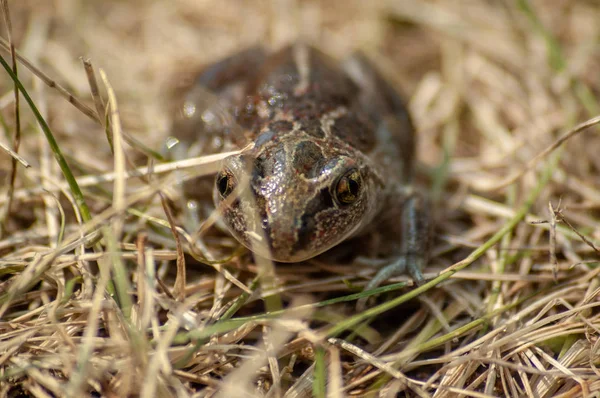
[247,46,355,109]
[238,45,378,154]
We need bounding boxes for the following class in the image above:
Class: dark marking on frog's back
[292,141,326,179]
[330,113,376,153]
[300,117,325,138]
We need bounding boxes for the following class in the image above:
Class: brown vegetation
[0,1,599,396]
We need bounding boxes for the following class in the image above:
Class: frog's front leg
[343,51,432,294]
[365,191,430,291]
[355,191,430,311]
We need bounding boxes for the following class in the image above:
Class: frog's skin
[173,43,430,290]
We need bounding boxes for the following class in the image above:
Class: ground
[0,1,599,397]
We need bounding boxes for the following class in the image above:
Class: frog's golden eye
[334,168,362,206]
[216,170,235,198]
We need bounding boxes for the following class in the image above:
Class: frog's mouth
[241,231,325,262]
[240,224,315,263]
[239,216,363,263]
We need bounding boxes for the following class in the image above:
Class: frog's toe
[356,257,405,311]
[356,255,425,310]
[363,257,406,292]
[406,258,425,286]
[366,254,425,290]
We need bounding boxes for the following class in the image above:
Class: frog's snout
[236,217,307,262]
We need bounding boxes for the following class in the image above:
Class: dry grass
[1,0,600,397]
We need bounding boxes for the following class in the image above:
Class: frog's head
[213,133,383,262]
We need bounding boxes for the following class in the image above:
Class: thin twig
[481,115,600,191]
[554,209,600,256]
[81,58,106,124]
[0,36,100,122]
[548,201,558,280]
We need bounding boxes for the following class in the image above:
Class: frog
[171,43,431,294]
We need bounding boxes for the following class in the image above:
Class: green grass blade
[313,347,327,398]
[0,53,92,222]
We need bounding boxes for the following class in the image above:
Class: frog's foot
[368,254,425,290]
[357,193,430,310]
[365,192,429,290]
[357,254,426,311]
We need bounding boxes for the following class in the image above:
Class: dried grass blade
[0,36,99,122]
[99,69,125,236]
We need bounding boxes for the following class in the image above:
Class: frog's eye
[216,170,235,198]
[334,168,362,206]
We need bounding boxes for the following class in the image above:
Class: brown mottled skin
[173,44,430,289]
